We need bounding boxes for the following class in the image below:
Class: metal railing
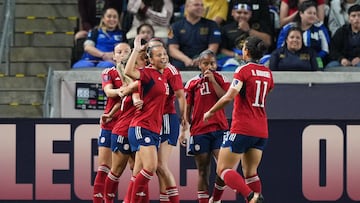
[0,0,15,75]
[43,67,54,117]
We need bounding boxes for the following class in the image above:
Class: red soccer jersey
[231,62,274,138]
[111,95,136,137]
[101,67,123,130]
[185,71,230,136]
[163,64,184,114]
[130,67,167,134]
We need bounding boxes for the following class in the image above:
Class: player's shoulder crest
[231,78,242,89]
[102,67,117,81]
[102,74,110,82]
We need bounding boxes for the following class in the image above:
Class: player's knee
[156,164,166,175]
[198,167,210,179]
[143,162,157,173]
[243,169,258,178]
[217,166,231,178]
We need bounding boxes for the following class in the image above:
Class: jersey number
[252,80,268,108]
[200,82,211,95]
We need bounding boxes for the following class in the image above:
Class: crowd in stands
[72,0,360,71]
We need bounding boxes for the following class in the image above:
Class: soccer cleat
[209,197,221,203]
[248,192,264,203]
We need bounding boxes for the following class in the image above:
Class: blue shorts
[222,133,268,154]
[188,130,228,155]
[98,129,112,148]
[160,113,180,146]
[128,126,161,152]
[111,133,132,154]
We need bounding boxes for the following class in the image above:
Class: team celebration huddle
[92,32,273,203]
[82,0,276,202]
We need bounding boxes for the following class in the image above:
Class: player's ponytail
[244,36,267,61]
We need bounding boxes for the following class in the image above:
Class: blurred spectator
[73,0,124,64]
[219,2,272,70]
[75,0,98,41]
[168,0,221,70]
[104,0,124,16]
[328,0,360,36]
[203,0,229,26]
[172,0,186,23]
[136,23,155,41]
[270,26,320,71]
[128,23,155,47]
[126,0,173,43]
[72,8,127,68]
[75,0,123,41]
[269,3,281,31]
[227,0,273,36]
[279,0,325,27]
[120,0,134,33]
[277,0,330,63]
[326,4,360,68]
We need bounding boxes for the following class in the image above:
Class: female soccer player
[204,36,274,203]
[93,42,131,203]
[184,49,230,203]
[124,35,169,203]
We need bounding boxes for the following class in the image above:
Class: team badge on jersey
[200,27,209,35]
[114,35,122,41]
[231,79,242,91]
[102,74,110,82]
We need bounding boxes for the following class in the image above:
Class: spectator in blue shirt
[276,0,330,63]
[168,0,221,70]
[73,8,127,69]
[270,26,320,71]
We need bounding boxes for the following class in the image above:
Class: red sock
[166,186,179,203]
[245,174,262,193]
[220,169,252,198]
[131,169,153,203]
[160,192,170,203]
[197,191,209,203]
[145,183,149,202]
[123,176,135,203]
[93,165,110,203]
[104,171,120,203]
[212,183,226,201]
